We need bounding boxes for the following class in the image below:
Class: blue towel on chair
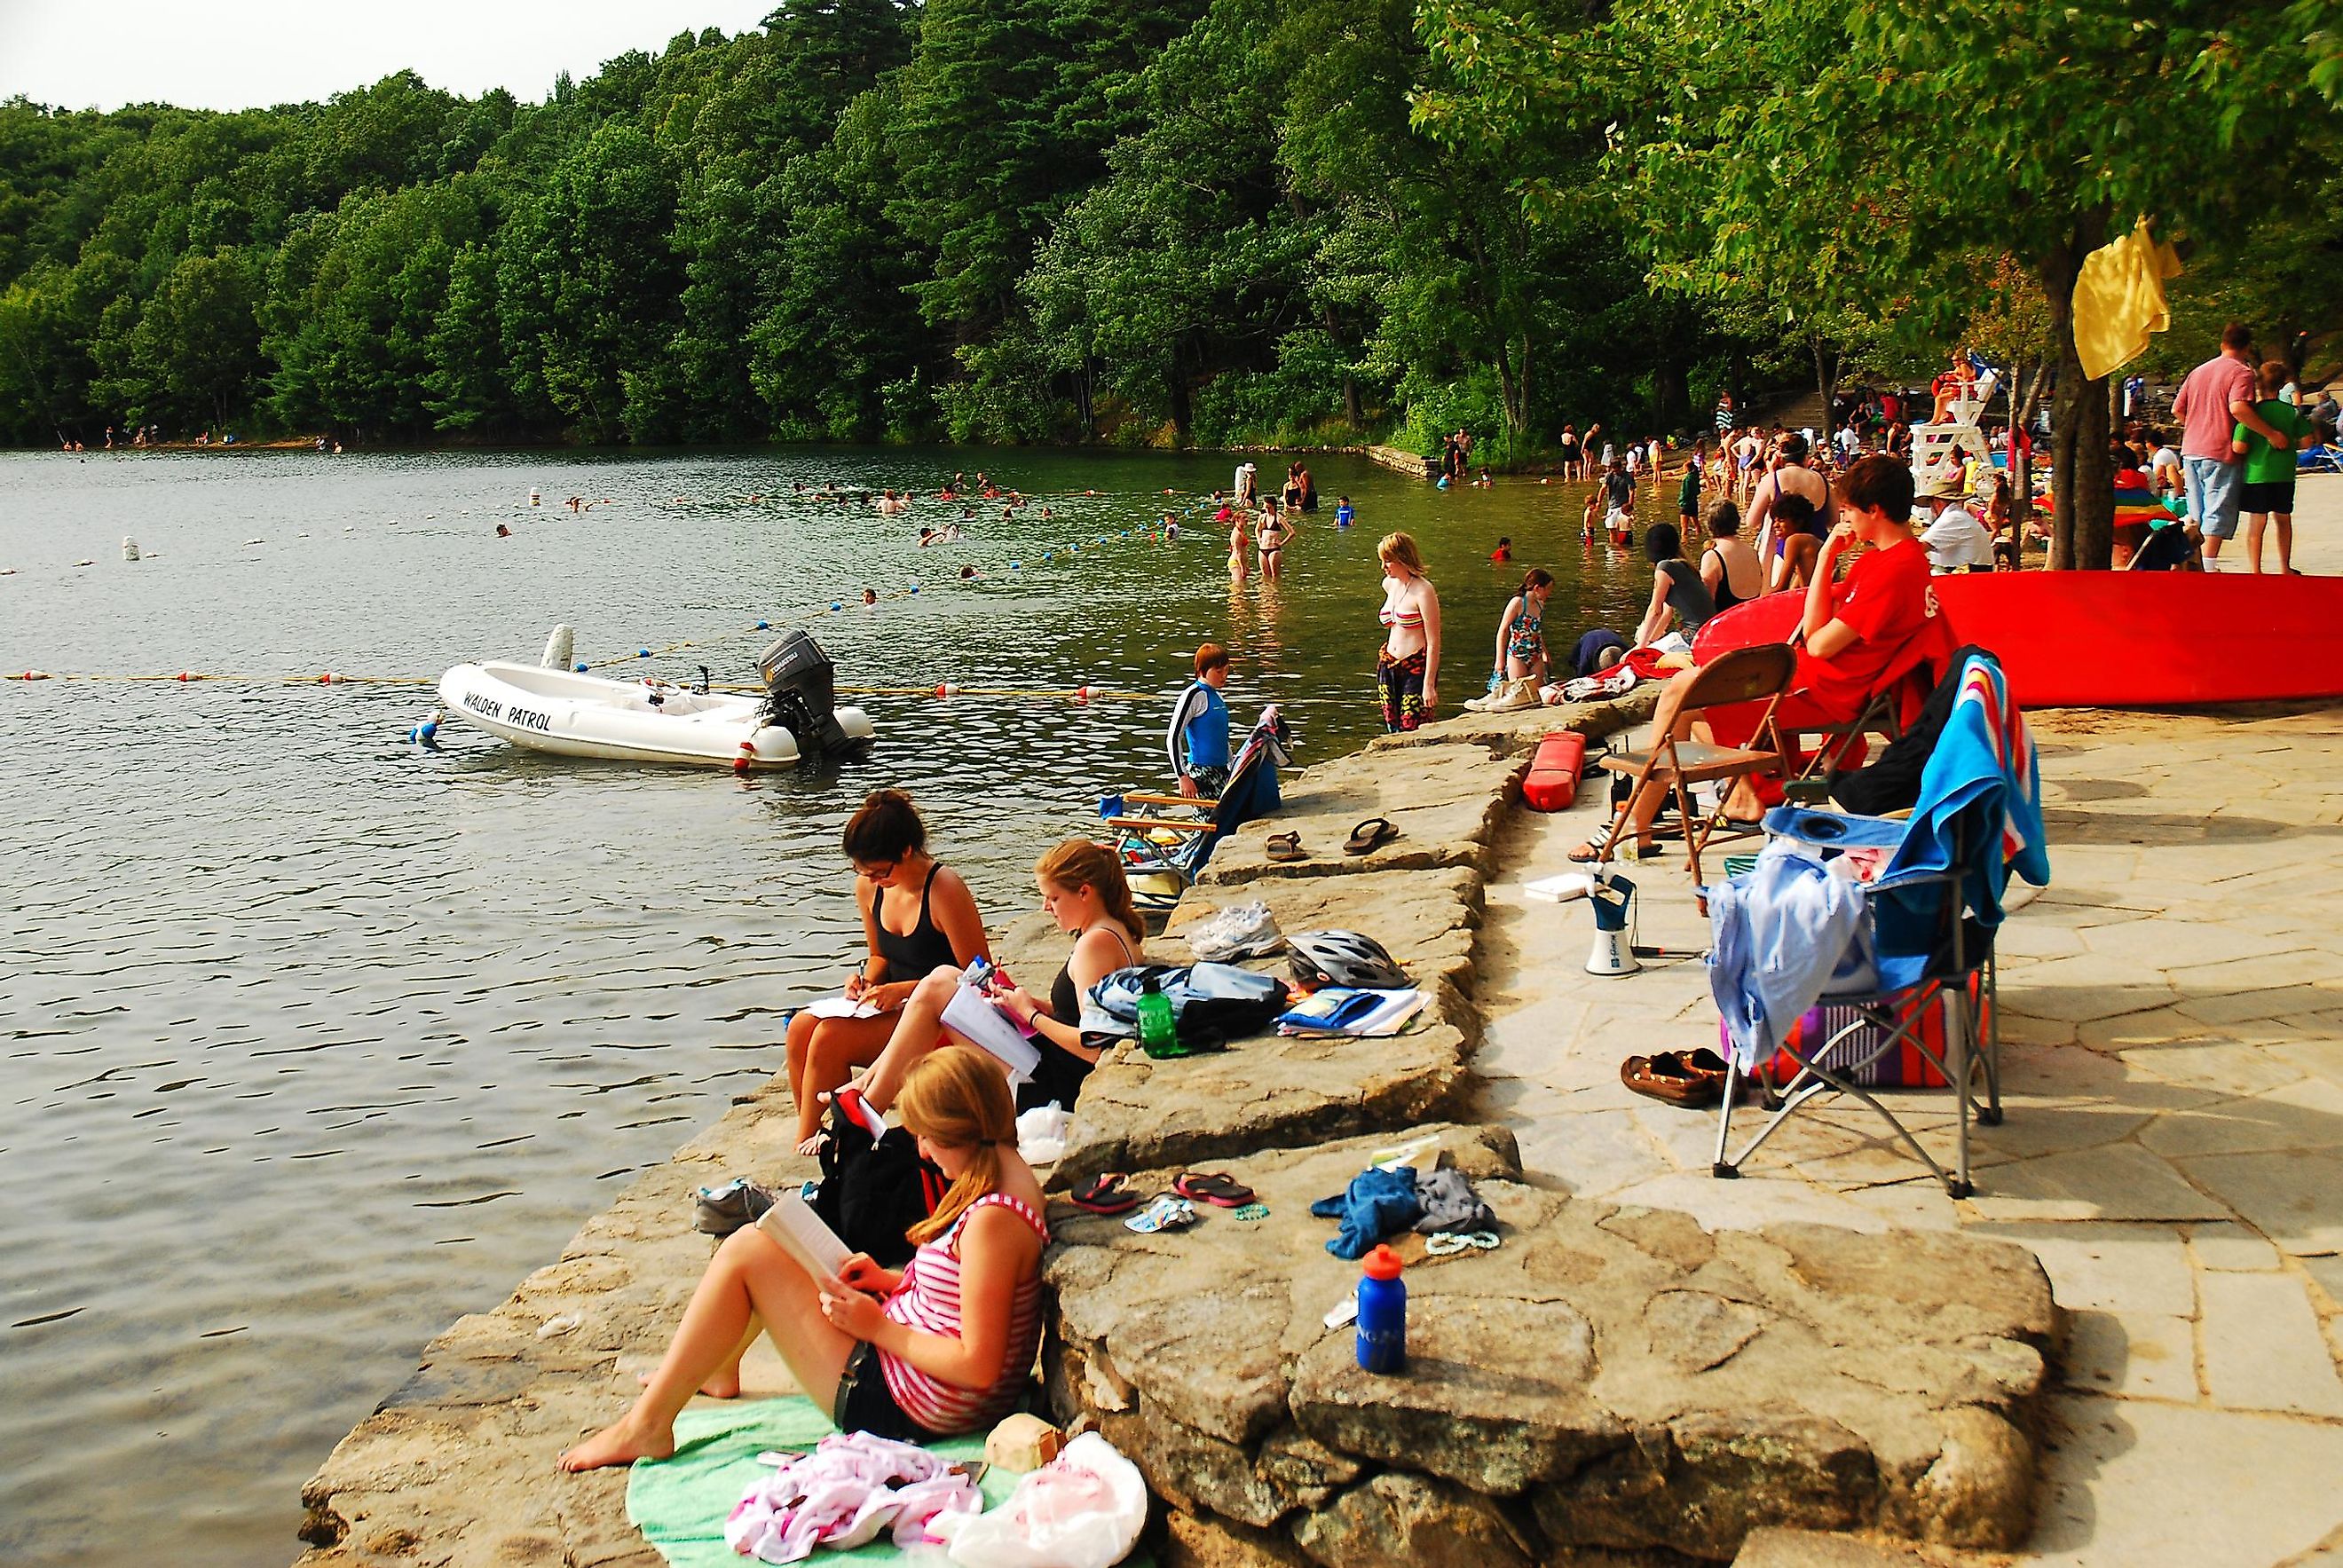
[1871,656,2050,984]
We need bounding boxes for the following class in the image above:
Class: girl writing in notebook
[559,1046,1047,1463]
[843,840,1145,1120]
[784,790,991,1156]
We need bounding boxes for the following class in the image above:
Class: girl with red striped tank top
[559,1046,1047,1470]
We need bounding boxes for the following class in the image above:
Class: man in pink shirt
[2172,323,2294,566]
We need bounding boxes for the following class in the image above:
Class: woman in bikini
[847,840,1146,1117]
[1375,532,1441,732]
[785,791,990,1156]
[1228,508,1251,583]
[1490,567,1552,688]
[558,1046,1047,1466]
[1257,504,1294,580]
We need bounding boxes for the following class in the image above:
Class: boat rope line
[2,669,1167,702]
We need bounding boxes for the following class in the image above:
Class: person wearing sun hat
[1919,474,1995,573]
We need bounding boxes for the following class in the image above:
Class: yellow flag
[2071,217,2185,382]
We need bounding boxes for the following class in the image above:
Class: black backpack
[809,1108,946,1270]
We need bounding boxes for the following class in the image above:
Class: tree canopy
[3,0,2334,492]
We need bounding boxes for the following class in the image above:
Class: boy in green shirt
[2233,359,2313,574]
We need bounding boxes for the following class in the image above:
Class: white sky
[0,0,785,113]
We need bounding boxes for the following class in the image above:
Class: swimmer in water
[960,564,978,579]
[862,587,878,605]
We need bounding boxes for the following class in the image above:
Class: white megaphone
[1585,866,1640,976]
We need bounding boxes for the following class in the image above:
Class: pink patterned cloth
[722,1432,979,1564]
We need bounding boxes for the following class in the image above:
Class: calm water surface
[0,445,1655,1566]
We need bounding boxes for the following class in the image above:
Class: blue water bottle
[1356,1244,1406,1372]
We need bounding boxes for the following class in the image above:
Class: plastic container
[1355,1244,1407,1372]
[1135,974,1178,1059]
[1522,730,1587,811]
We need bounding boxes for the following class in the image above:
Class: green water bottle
[1135,973,1179,1059]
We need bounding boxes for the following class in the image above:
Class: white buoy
[541,624,575,670]
[122,537,140,562]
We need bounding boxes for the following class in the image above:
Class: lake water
[0,445,1656,1566]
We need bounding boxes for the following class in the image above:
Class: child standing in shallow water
[1491,568,1552,688]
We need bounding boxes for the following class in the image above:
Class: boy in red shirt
[1575,455,1952,861]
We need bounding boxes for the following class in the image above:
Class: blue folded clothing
[1310,1165,1423,1259]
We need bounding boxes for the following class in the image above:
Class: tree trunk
[1811,335,1836,449]
[2039,213,2113,570]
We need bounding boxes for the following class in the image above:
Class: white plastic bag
[1016,1102,1070,1166]
[934,1432,1148,1568]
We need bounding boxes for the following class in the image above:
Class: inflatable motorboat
[438,630,875,768]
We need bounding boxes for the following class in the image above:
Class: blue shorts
[2185,456,2243,540]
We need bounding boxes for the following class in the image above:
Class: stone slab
[1045,1126,2059,1564]
[2026,1395,2343,1567]
[2196,1271,2343,1416]
[1199,743,1526,884]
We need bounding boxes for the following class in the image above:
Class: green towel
[624,1398,1004,1568]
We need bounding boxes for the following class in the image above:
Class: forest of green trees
[2,0,2336,528]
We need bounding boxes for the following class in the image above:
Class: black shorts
[833,1341,937,1442]
[2239,480,2296,516]
[1016,1038,1095,1115]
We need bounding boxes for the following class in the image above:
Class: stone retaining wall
[292,682,2063,1568]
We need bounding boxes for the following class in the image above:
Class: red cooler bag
[1522,731,1586,812]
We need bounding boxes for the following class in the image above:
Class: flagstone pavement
[1473,480,2343,1566]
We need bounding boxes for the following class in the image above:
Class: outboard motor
[756,632,861,760]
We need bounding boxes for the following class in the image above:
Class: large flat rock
[1045,1126,2062,1566]
[1201,743,1526,884]
[1048,868,1487,1187]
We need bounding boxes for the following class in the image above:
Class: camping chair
[1592,644,1797,890]
[1710,652,2047,1196]
[1100,705,1290,914]
[2298,443,2343,476]
[1710,810,2000,1196]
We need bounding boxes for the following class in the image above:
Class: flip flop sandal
[1569,839,1661,864]
[1265,831,1307,863]
[1069,1173,1141,1215]
[1620,1052,1721,1108]
[1172,1171,1256,1208]
[1124,1195,1199,1233]
[1344,817,1399,855]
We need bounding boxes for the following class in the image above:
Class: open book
[937,962,1043,1081]
[754,1190,853,1282]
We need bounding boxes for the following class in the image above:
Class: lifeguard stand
[1909,370,1998,498]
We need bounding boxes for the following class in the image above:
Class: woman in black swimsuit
[786,790,990,1154]
[852,841,1145,1116]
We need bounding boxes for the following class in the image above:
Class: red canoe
[1691,571,2343,707]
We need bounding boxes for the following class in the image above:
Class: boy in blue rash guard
[1168,643,1233,799]
[1335,496,1355,528]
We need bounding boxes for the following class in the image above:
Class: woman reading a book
[785,789,991,1156]
[848,839,1146,1119]
[560,1045,1048,1468]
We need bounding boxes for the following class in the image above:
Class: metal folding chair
[1592,644,1797,889]
[1710,815,2002,1197]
